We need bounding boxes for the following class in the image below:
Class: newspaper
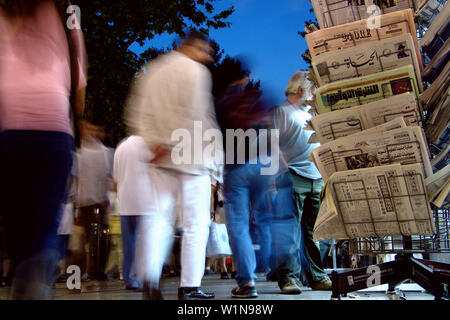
[425,163,450,201]
[311,34,423,90]
[310,125,433,182]
[314,65,421,113]
[431,178,450,207]
[313,163,435,241]
[425,88,450,144]
[305,9,423,69]
[420,0,450,48]
[310,0,419,29]
[415,0,447,28]
[420,60,450,110]
[311,93,421,144]
[422,38,449,82]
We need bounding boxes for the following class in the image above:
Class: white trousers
[137,167,211,288]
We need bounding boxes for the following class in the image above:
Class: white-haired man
[272,71,332,290]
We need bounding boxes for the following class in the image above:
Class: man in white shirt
[126,29,219,300]
[113,135,155,290]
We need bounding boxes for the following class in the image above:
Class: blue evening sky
[130,0,316,102]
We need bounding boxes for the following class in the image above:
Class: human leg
[224,165,256,288]
[290,173,330,287]
[177,173,214,299]
[120,215,139,288]
[270,172,301,293]
[139,168,177,292]
[0,130,74,299]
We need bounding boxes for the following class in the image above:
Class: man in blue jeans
[216,67,300,298]
[272,71,332,290]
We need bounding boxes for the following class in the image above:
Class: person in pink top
[0,0,87,299]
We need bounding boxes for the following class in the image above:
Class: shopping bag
[206,222,232,258]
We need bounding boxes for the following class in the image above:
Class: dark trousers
[290,170,329,283]
[0,130,74,299]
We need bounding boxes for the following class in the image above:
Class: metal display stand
[330,203,450,300]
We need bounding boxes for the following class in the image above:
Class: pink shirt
[0,1,87,135]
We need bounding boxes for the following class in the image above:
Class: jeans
[120,215,141,288]
[224,163,298,287]
[0,130,74,299]
[270,171,305,284]
[290,171,328,283]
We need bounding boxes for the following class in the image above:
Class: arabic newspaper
[314,65,421,113]
[311,34,423,90]
[311,100,416,144]
[313,163,435,241]
[305,9,423,69]
[311,0,419,29]
[310,125,433,182]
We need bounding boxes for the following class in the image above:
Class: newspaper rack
[329,174,450,300]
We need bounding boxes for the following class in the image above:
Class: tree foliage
[298,8,318,68]
[71,0,234,145]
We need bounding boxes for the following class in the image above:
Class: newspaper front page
[313,163,435,241]
[311,0,419,29]
[311,34,423,90]
[305,9,423,69]
[314,65,421,113]
[311,125,433,182]
[311,92,421,144]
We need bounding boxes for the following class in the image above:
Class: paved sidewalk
[0,273,435,300]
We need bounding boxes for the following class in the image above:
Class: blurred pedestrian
[272,71,332,290]
[113,135,155,290]
[126,29,219,300]
[215,61,300,298]
[75,123,113,281]
[0,0,87,299]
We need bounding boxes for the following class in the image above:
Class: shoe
[204,268,215,275]
[310,277,332,290]
[142,282,164,300]
[231,285,258,298]
[1,277,7,287]
[279,278,302,294]
[220,272,231,279]
[266,270,278,282]
[125,284,138,290]
[81,273,92,282]
[56,274,68,284]
[178,287,215,300]
[231,271,236,279]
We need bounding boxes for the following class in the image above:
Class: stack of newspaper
[420,1,450,58]
[415,0,447,28]
[418,1,449,146]
[310,124,433,182]
[313,163,435,241]
[304,4,441,241]
[310,0,419,29]
[425,163,450,208]
[310,93,421,144]
[305,9,423,69]
[314,65,422,113]
[311,34,423,89]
